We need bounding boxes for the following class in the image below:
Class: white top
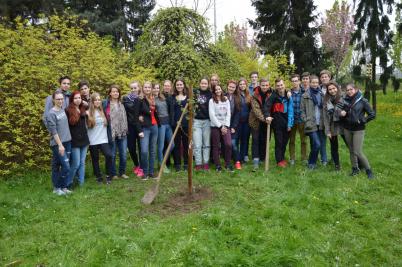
[87,110,108,145]
[208,98,231,128]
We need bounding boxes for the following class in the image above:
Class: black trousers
[251,123,268,160]
[127,124,141,167]
[273,126,289,163]
[173,127,189,168]
[89,143,113,181]
[329,136,340,166]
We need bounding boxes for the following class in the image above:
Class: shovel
[141,103,189,204]
[265,122,271,172]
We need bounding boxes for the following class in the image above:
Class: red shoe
[203,164,210,170]
[195,165,202,171]
[136,168,144,178]
[133,166,140,175]
[234,161,242,170]
[277,161,286,168]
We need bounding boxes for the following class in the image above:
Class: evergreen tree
[351,0,394,108]
[250,0,325,74]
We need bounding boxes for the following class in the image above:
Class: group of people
[43,70,376,196]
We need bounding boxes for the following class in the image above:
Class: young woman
[123,81,142,175]
[45,91,72,195]
[193,77,212,170]
[65,91,90,187]
[87,93,113,184]
[135,81,158,179]
[172,78,189,171]
[301,75,325,169]
[209,84,232,171]
[103,85,129,179]
[339,83,375,178]
[264,78,294,167]
[210,74,220,88]
[238,78,251,163]
[153,83,174,174]
[226,80,241,169]
[323,81,342,171]
[249,79,272,171]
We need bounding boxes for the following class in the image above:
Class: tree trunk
[371,59,377,111]
[187,85,194,194]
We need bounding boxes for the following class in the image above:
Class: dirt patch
[142,185,213,216]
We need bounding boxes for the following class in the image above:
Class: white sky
[153,0,344,37]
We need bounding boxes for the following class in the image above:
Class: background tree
[351,0,395,109]
[321,0,354,79]
[391,2,402,72]
[250,0,326,74]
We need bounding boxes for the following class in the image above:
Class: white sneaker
[53,188,65,196]
[62,188,73,194]
[290,160,295,165]
[244,156,249,162]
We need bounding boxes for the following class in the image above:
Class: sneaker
[350,167,360,176]
[335,165,341,171]
[174,165,181,172]
[141,175,149,181]
[234,161,242,170]
[112,175,119,180]
[195,165,203,171]
[277,160,286,168]
[289,160,295,166]
[137,169,145,178]
[244,156,249,162]
[322,161,328,166]
[53,188,65,196]
[62,188,72,194]
[133,166,140,175]
[203,164,210,170]
[106,180,111,185]
[226,165,234,172]
[183,165,188,171]
[216,165,222,172]
[307,164,316,169]
[252,164,259,172]
[163,166,171,174]
[120,174,129,179]
[366,169,375,179]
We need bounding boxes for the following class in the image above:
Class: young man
[319,70,331,95]
[43,76,72,126]
[301,72,310,92]
[288,74,307,165]
[248,71,259,96]
[249,79,272,171]
[264,78,294,167]
[319,70,331,165]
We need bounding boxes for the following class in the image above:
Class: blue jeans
[68,145,88,186]
[231,130,240,162]
[307,131,321,166]
[238,122,250,161]
[192,119,211,165]
[51,141,71,189]
[110,136,127,176]
[318,130,327,163]
[157,124,174,164]
[140,125,158,176]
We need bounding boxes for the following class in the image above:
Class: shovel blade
[141,184,159,205]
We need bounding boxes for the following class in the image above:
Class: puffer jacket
[338,91,375,131]
[301,89,324,133]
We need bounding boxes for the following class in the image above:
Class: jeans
[193,119,211,165]
[51,141,71,189]
[211,127,232,167]
[318,130,327,163]
[173,127,189,169]
[157,124,174,164]
[140,125,158,176]
[273,127,290,163]
[89,143,113,181]
[68,145,88,186]
[289,122,307,161]
[343,129,371,169]
[307,131,321,165]
[110,136,127,176]
[231,130,240,162]
[238,122,250,162]
[127,124,141,167]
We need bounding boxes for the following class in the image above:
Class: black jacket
[66,112,90,148]
[339,92,375,131]
[134,98,159,133]
[123,95,141,126]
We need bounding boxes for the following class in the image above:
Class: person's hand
[58,145,65,156]
[266,117,273,124]
[287,91,292,98]
[287,127,291,132]
[221,126,228,135]
[231,128,235,134]
[340,110,347,117]
[327,133,332,138]
[139,132,144,138]
[139,116,144,122]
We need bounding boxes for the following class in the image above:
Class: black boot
[349,167,360,176]
[366,169,375,179]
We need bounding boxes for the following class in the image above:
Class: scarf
[110,101,128,139]
[127,92,138,102]
[309,87,322,108]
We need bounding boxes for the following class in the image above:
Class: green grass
[1,93,402,266]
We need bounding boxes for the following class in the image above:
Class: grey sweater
[46,108,71,146]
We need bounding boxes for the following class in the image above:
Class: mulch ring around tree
[141,185,213,216]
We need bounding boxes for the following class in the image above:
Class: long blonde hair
[87,92,107,128]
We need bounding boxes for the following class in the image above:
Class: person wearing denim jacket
[193,77,212,171]
[103,85,128,179]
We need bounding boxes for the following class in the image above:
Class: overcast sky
[153,0,346,36]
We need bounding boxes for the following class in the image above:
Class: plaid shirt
[291,87,304,124]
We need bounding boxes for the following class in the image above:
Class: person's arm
[251,98,266,123]
[46,112,65,155]
[134,99,144,137]
[323,101,331,136]
[263,94,274,124]
[301,95,307,122]
[208,99,221,128]
[42,95,52,126]
[225,100,231,128]
[363,99,375,123]
[231,103,240,132]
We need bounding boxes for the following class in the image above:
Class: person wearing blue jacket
[264,78,294,167]
[226,80,241,169]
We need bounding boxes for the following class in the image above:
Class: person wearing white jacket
[209,85,233,171]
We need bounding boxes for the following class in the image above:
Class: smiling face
[291,77,300,89]
[152,84,160,96]
[214,85,222,96]
[109,87,120,100]
[143,82,152,96]
[275,80,285,95]
[227,82,236,94]
[130,82,140,95]
[210,75,219,86]
[239,80,247,91]
[250,73,258,84]
[93,95,101,108]
[320,74,330,85]
[200,79,209,90]
[175,81,184,94]
[73,93,82,106]
[327,84,338,96]
[53,92,64,108]
[346,85,357,97]
[302,76,310,87]
[260,81,270,92]
[310,78,319,88]
[163,81,172,94]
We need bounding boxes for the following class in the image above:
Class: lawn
[1,93,401,266]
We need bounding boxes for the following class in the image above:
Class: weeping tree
[351,0,395,110]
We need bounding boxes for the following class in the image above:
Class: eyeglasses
[55,98,64,101]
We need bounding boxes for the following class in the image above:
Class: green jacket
[301,90,324,133]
